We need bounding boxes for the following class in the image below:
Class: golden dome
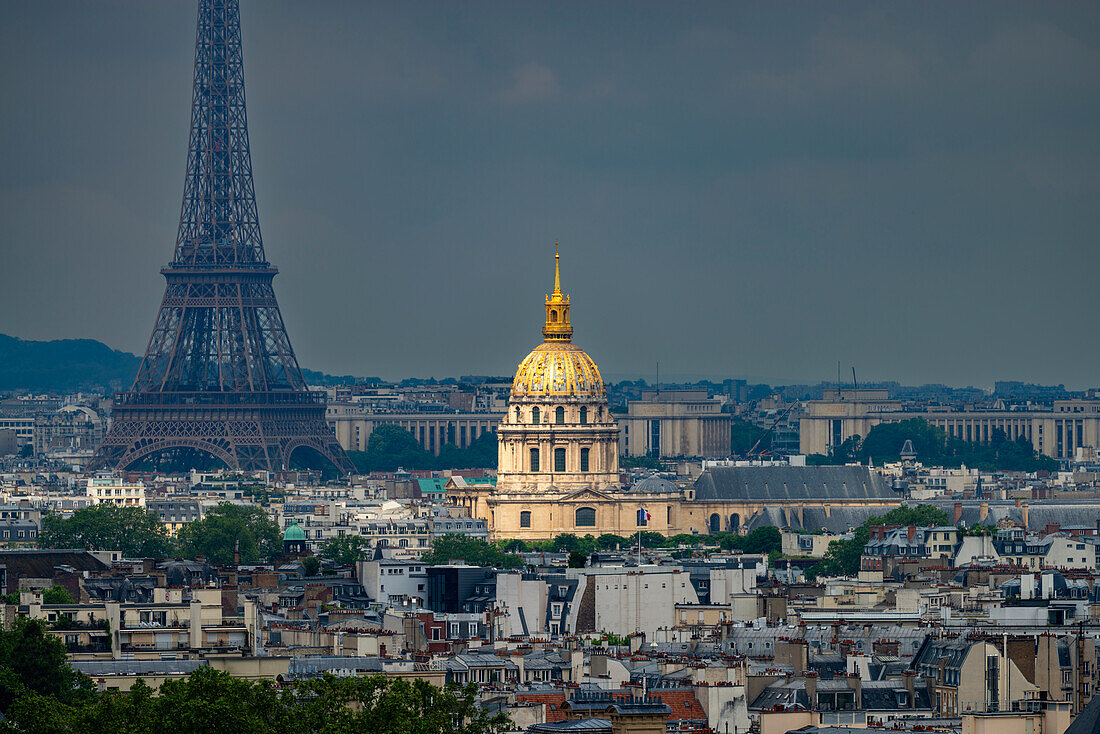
[511,245,606,399]
[512,342,605,399]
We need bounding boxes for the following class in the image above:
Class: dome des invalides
[494,245,621,498]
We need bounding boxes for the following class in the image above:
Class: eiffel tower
[91,0,354,474]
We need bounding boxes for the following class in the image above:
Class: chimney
[805,672,817,709]
[979,501,989,522]
[903,670,916,709]
[1021,502,1029,529]
[907,526,917,542]
[953,502,962,524]
[846,672,862,710]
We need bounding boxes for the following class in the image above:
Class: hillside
[0,334,361,394]
[0,334,142,393]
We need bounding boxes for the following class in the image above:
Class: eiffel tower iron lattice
[91,0,354,474]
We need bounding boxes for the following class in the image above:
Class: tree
[805,504,951,579]
[1,663,511,733]
[436,431,498,470]
[38,504,170,558]
[860,419,946,466]
[302,556,321,576]
[42,586,75,605]
[348,424,435,473]
[176,502,281,564]
[595,534,628,550]
[420,535,523,569]
[832,434,862,463]
[567,550,587,568]
[319,535,372,565]
[0,617,93,716]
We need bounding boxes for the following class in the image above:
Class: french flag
[637,507,651,525]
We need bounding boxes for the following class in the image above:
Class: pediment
[560,487,617,503]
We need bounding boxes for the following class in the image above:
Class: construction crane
[746,402,798,457]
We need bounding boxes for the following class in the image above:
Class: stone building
[618,389,732,459]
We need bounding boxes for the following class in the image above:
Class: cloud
[499,62,561,103]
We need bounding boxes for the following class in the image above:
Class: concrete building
[618,389,732,459]
[566,566,699,638]
[800,389,1100,461]
[85,474,146,507]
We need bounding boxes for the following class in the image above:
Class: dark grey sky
[2,2,1097,389]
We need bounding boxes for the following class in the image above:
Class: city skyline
[2,1,1098,388]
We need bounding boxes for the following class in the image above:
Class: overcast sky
[1,2,1097,388]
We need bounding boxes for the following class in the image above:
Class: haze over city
[2,1,1097,388]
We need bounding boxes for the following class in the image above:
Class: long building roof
[693,466,895,502]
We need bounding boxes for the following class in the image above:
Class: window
[520,511,532,528]
[580,448,590,472]
[576,507,596,527]
[532,407,540,424]
[530,448,540,472]
[580,407,587,424]
[556,406,565,424]
[555,448,566,472]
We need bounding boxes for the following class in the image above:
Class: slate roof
[530,720,613,733]
[694,466,894,502]
[1066,692,1100,734]
[0,549,109,581]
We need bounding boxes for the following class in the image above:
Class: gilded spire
[553,241,561,296]
[543,243,572,342]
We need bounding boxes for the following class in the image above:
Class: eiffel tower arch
[91,0,353,474]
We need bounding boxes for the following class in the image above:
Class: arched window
[555,406,565,424]
[554,448,566,472]
[520,511,532,528]
[580,407,588,424]
[576,507,596,527]
[550,310,558,322]
[729,514,740,532]
[529,448,540,472]
[580,448,590,472]
[399,538,409,548]
[709,513,721,534]
[378,538,389,548]
[531,407,540,424]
